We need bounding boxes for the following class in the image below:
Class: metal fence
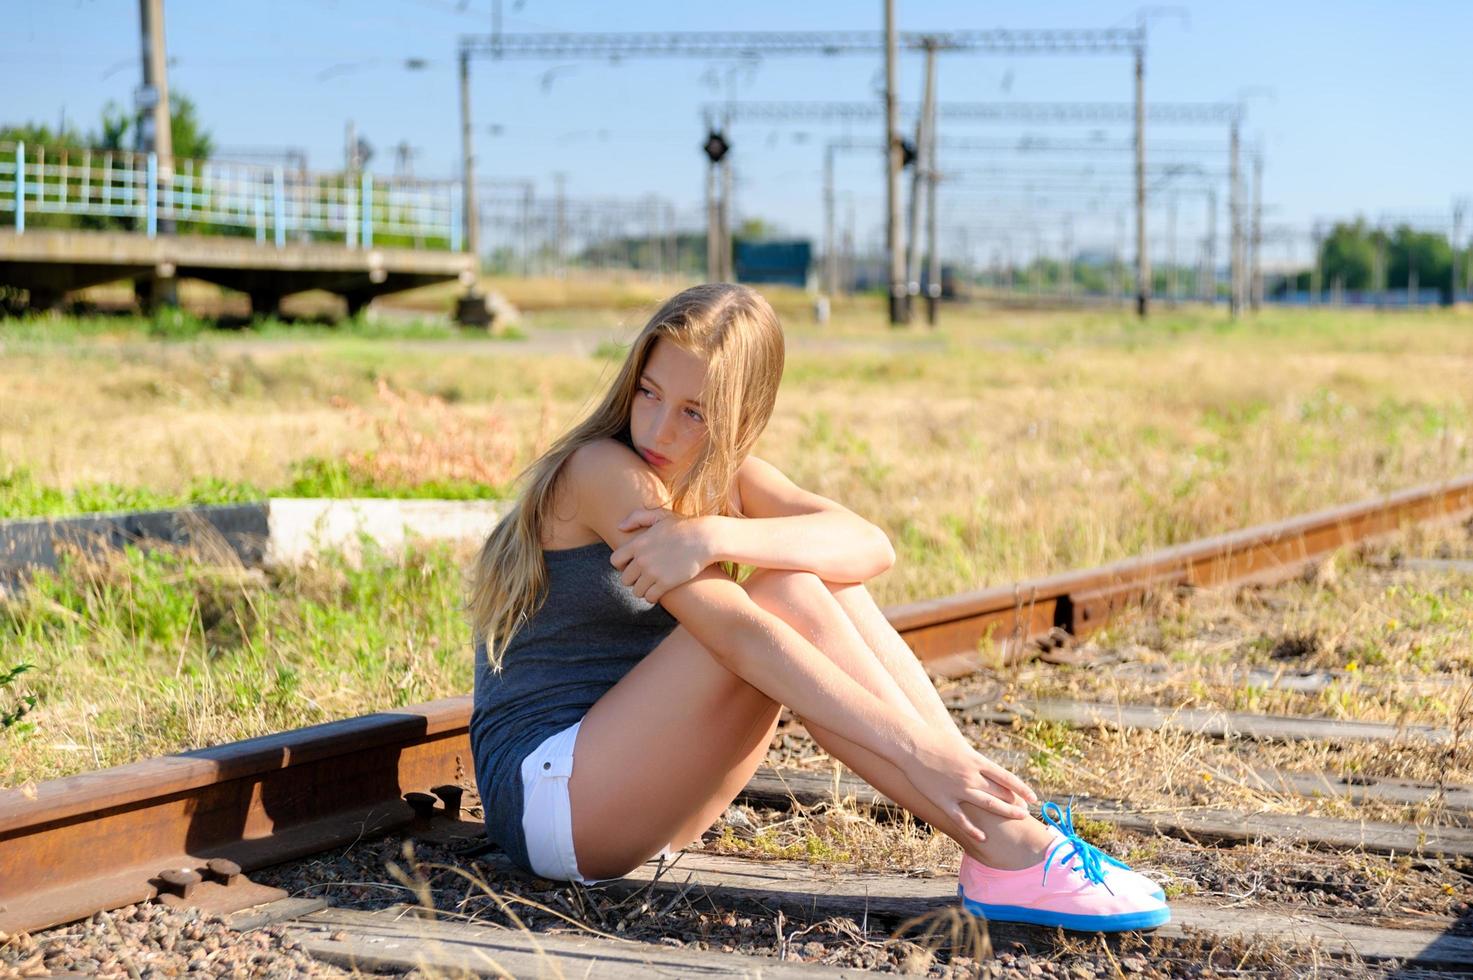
[0,141,461,251]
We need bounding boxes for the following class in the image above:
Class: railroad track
[2,475,1471,973]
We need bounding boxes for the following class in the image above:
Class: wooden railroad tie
[741,765,1473,861]
[239,850,1473,974]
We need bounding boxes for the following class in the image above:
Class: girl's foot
[958,800,1170,932]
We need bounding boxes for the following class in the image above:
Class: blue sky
[5,1,1469,265]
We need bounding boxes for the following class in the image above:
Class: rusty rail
[888,474,1473,674]
[2,475,1470,934]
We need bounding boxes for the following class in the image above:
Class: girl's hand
[910,730,1038,846]
[610,508,714,603]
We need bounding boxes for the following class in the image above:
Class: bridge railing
[0,141,462,252]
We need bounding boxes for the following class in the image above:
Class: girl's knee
[742,569,840,641]
[742,567,828,605]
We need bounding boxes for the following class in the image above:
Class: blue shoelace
[1039,798,1132,895]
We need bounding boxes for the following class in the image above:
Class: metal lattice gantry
[459,29,1143,59]
[711,100,1237,125]
[811,133,1228,296]
[711,99,1258,315]
[455,23,1149,319]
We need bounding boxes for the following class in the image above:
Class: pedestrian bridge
[0,141,473,315]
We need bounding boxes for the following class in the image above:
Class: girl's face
[630,336,709,483]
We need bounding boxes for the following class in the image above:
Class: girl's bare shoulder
[540,439,656,549]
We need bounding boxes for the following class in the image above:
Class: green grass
[0,309,486,344]
[1,539,475,784]
[2,299,1471,786]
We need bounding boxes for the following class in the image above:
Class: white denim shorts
[519,717,675,884]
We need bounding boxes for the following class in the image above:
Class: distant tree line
[1280,220,1466,302]
[2,93,214,163]
[2,95,214,234]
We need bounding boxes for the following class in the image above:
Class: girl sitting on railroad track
[465,282,1169,932]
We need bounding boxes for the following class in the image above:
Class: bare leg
[742,569,1056,869]
[823,579,959,733]
[570,568,1052,880]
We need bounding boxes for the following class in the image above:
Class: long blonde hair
[468,282,785,671]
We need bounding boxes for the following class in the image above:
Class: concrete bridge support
[0,231,473,320]
[247,290,283,318]
[134,269,180,313]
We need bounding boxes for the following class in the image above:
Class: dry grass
[4,302,1470,590]
[921,522,1473,823]
[703,773,962,874]
[327,377,529,490]
[3,298,1472,793]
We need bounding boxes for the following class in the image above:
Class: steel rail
[2,474,1470,934]
[889,473,1473,674]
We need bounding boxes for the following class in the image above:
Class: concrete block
[0,499,503,590]
[0,503,270,593]
[264,498,502,567]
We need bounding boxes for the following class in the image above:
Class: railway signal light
[703,130,730,164]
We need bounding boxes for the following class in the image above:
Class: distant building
[734,239,812,288]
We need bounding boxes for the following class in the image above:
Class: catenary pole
[924,88,940,325]
[1228,115,1241,317]
[1452,201,1465,302]
[884,0,907,324]
[1203,187,1216,303]
[1166,193,1177,303]
[137,0,177,308]
[905,39,937,321]
[1250,149,1263,311]
[459,48,479,261]
[824,142,837,300]
[1133,35,1148,317]
[139,0,173,210]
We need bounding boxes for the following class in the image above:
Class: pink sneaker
[957,800,1170,932]
[1031,800,1165,900]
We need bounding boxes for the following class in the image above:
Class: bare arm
[568,441,929,770]
[709,455,894,582]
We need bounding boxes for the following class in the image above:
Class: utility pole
[823,142,837,301]
[1062,215,1074,299]
[1113,211,1125,303]
[884,0,907,325]
[344,120,359,172]
[1031,233,1043,295]
[1228,115,1242,318]
[706,137,719,280]
[137,0,176,308]
[1250,149,1263,311]
[1453,201,1466,303]
[553,171,567,278]
[1133,34,1148,317]
[924,95,940,325]
[452,47,491,323]
[842,194,856,295]
[454,46,488,324]
[138,0,173,199]
[905,39,937,322]
[703,117,726,281]
[1373,230,1386,307]
[720,136,734,282]
[1310,220,1324,305]
[521,184,533,276]
[1166,193,1177,304]
[458,47,479,262]
[1202,188,1216,303]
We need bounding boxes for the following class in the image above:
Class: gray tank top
[471,536,679,874]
